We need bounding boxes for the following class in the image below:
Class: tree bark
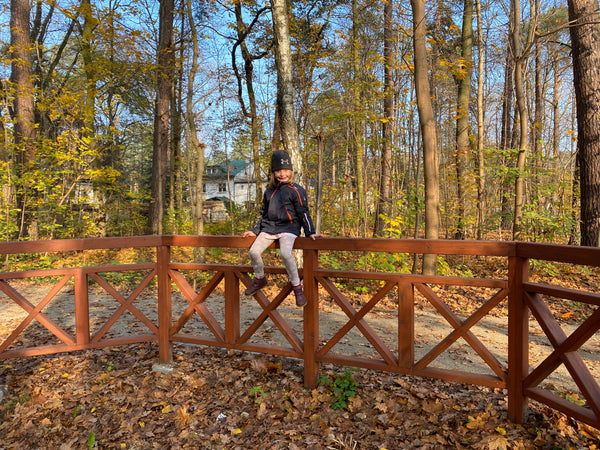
[454,0,474,240]
[411,0,440,274]
[475,0,486,240]
[352,0,366,236]
[510,0,530,241]
[233,2,270,204]
[271,0,302,182]
[185,0,203,238]
[149,0,174,235]
[373,0,394,237]
[10,0,36,239]
[568,0,600,246]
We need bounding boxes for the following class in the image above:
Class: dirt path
[0,281,598,396]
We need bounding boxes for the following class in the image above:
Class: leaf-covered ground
[1,343,599,449]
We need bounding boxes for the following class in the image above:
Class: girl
[243,150,321,307]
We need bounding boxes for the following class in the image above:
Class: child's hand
[243,231,257,238]
[309,234,325,240]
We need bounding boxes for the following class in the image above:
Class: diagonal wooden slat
[414,283,507,380]
[169,269,225,342]
[89,270,158,342]
[237,271,303,353]
[523,291,600,420]
[318,277,397,366]
[0,276,75,351]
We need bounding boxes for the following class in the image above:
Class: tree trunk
[149,0,174,235]
[373,0,394,237]
[10,0,36,239]
[233,1,269,205]
[271,0,302,182]
[454,0,474,240]
[352,0,366,236]
[568,0,600,246]
[499,49,514,233]
[411,0,440,275]
[185,0,205,247]
[475,0,486,240]
[510,0,529,241]
[315,133,324,233]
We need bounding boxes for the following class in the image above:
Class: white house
[202,160,261,221]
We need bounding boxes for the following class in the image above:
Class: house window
[218,183,227,192]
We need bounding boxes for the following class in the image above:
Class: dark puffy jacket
[251,182,315,237]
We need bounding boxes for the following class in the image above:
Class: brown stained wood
[0,277,75,352]
[88,271,158,343]
[524,291,600,419]
[0,236,599,430]
[157,245,172,364]
[507,256,529,425]
[523,281,600,306]
[169,270,225,341]
[172,334,302,359]
[317,277,397,366]
[0,236,163,255]
[398,280,414,368]
[316,269,508,288]
[526,387,599,429]
[303,248,320,388]
[74,270,90,345]
[236,272,303,353]
[516,241,600,266]
[224,271,240,344]
[413,283,507,380]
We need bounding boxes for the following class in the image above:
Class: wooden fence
[0,235,598,430]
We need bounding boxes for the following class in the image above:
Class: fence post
[507,255,529,423]
[157,244,172,364]
[74,269,90,345]
[303,246,319,388]
[224,271,240,344]
[397,280,414,369]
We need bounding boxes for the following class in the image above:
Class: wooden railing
[0,236,598,429]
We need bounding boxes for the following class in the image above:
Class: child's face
[274,169,292,183]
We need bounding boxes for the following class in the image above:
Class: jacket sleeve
[294,185,315,237]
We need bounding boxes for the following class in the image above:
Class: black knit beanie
[271,150,293,172]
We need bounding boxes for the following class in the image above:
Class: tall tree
[10,0,36,239]
[568,0,600,246]
[373,0,394,237]
[149,0,174,234]
[185,0,204,237]
[271,0,302,181]
[232,0,271,204]
[411,0,440,274]
[352,0,366,236]
[510,0,534,240]
[454,0,474,240]
[475,0,486,240]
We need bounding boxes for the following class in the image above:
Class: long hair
[268,170,294,189]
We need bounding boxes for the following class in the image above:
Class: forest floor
[0,258,599,449]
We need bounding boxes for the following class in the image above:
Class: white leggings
[248,232,300,286]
